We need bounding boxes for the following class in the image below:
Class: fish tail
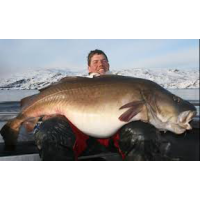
[0,115,24,146]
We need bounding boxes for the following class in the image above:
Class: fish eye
[173,95,181,103]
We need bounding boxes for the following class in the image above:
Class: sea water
[168,88,199,101]
[0,89,38,102]
[0,88,199,102]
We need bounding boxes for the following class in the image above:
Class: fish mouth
[175,110,197,133]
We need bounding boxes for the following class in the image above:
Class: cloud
[42,60,86,73]
[126,46,199,69]
[0,40,198,79]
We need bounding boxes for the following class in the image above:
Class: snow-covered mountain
[0,68,199,90]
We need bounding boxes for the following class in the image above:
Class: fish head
[143,86,197,134]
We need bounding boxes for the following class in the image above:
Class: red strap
[97,138,110,147]
[98,132,126,160]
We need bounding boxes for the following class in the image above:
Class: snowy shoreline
[0,68,199,90]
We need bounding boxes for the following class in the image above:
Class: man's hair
[87,49,109,66]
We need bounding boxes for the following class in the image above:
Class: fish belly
[66,112,125,138]
[63,106,142,138]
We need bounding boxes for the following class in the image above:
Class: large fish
[0,75,197,146]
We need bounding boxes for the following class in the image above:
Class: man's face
[88,54,110,75]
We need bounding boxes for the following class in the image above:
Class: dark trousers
[34,116,171,161]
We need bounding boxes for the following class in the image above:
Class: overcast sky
[0,39,198,78]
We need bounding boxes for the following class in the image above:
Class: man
[34,49,169,160]
[87,49,110,76]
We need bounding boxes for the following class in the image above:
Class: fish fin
[22,115,66,132]
[59,76,88,82]
[39,76,88,92]
[142,90,158,113]
[39,85,51,92]
[0,123,18,146]
[22,117,40,132]
[20,94,38,111]
[42,114,65,121]
[119,100,144,109]
[119,105,143,122]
